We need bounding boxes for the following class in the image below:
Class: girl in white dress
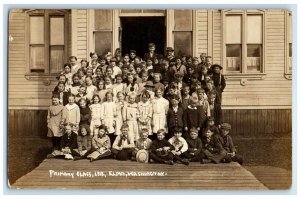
[89,95,103,136]
[85,76,97,102]
[123,92,139,141]
[152,88,169,134]
[115,92,126,136]
[137,90,153,135]
[101,91,117,142]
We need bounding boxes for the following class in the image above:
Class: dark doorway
[121,17,166,58]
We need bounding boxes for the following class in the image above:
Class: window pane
[50,17,64,45]
[174,10,192,31]
[288,43,292,73]
[226,15,241,44]
[30,16,44,44]
[247,15,262,43]
[288,13,292,43]
[94,31,112,56]
[226,44,241,72]
[50,46,64,73]
[174,31,192,56]
[247,44,261,72]
[95,10,112,30]
[30,46,45,70]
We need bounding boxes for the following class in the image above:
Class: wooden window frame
[25,9,69,84]
[284,10,292,79]
[171,9,196,57]
[222,10,266,81]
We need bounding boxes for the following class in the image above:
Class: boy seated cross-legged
[149,129,175,165]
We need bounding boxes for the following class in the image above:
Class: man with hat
[211,63,226,103]
[216,123,243,164]
[144,43,158,61]
[165,47,175,64]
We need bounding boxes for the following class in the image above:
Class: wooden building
[8,9,292,137]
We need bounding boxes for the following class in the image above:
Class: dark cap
[129,50,137,54]
[144,81,155,88]
[166,47,174,52]
[220,123,231,130]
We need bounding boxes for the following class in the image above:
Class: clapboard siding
[8,10,71,109]
[8,109,291,138]
[196,10,208,55]
[76,9,88,61]
[212,10,221,64]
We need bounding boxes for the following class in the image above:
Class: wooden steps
[11,159,268,190]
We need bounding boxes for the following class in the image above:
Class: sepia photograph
[7,8,292,190]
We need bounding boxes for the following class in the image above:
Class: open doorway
[121,17,166,58]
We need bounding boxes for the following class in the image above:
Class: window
[26,10,69,75]
[174,10,193,56]
[223,11,265,77]
[285,11,292,77]
[94,10,113,56]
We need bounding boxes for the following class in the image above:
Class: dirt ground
[7,134,292,189]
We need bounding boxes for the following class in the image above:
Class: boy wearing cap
[217,123,243,164]
[141,81,155,100]
[202,127,227,164]
[202,116,219,137]
[165,47,175,64]
[150,129,175,165]
[211,64,226,103]
[168,127,190,165]
[183,127,205,163]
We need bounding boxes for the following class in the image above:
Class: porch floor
[10,158,268,190]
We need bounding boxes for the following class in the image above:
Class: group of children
[46,43,242,165]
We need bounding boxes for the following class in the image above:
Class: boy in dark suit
[202,127,226,164]
[183,127,205,163]
[47,124,78,159]
[144,43,158,61]
[149,129,175,165]
[183,97,206,138]
[216,123,243,164]
[166,95,184,140]
[211,64,226,103]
